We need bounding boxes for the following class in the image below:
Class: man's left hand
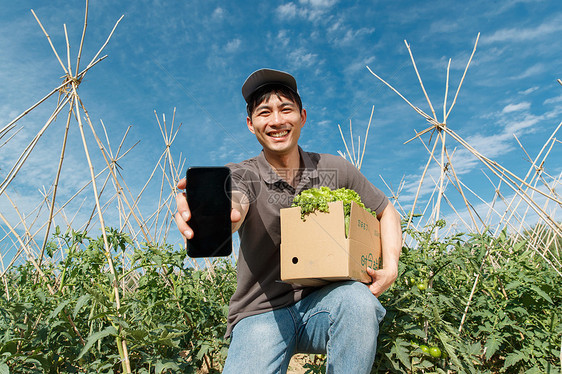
[366,266,398,297]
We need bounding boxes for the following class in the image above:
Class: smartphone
[185,166,232,257]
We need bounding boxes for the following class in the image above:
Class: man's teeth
[270,130,288,138]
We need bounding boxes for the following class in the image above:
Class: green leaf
[505,280,522,290]
[530,285,553,304]
[435,330,464,370]
[392,338,410,368]
[512,239,527,252]
[77,326,118,359]
[503,351,525,369]
[485,336,500,360]
[73,294,91,318]
[196,343,211,361]
[417,359,434,369]
[46,241,55,258]
[155,360,181,373]
[128,329,148,340]
[35,290,46,304]
[47,299,71,321]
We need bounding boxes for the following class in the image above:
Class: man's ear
[246,116,255,134]
[300,108,307,128]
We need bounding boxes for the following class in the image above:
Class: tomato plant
[429,346,441,358]
[0,228,236,373]
[372,222,562,373]
[416,281,427,291]
[1,222,561,374]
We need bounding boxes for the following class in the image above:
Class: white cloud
[512,63,546,80]
[519,86,539,95]
[328,19,343,33]
[428,20,460,34]
[483,15,562,44]
[299,0,338,7]
[333,27,375,46]
[502,102,531,113]
[288,47,319,68]
[224,38,241,53]
[211,7,225,21]
[344,56,375,75]
[275,29,291,48]
[503,114,541,134]
[277,3,298,19]
[483,0,548,17]
[544,95,562,105]
[277,0,337,22]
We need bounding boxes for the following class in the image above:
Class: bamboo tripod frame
[0,3,210,372]
[361,34,561,333]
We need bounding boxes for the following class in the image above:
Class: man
[175,68,402,373]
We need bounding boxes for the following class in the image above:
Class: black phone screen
[185,166,232,257]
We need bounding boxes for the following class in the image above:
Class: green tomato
[417,282,427,291]
[409,277,416,285]
[429,347,441,358]
[420,345,430,354]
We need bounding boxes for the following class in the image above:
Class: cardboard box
[280,200,381,286]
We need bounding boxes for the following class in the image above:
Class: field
[1,3,561,374]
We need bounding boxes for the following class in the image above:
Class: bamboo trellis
[0,3,207,372]
[361,34,561,334]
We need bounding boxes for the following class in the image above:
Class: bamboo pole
[404,40,437,121]
[84,15,124,70]
[37,105,74,268]
[445,33,480,121]
[441,125,562,236]
[416,137,483,233]
[0,95,71,196]
[30,9,69,75]
[404,129,441,234]
[0,81,67,140]
[349,119,356,165]
[359,106,374,170]
[338,124,353,164]
[434,129,447,238]
[496,123,561,233]
[75,0,88,76]
[71,81,131,372]
[79,100,151,244]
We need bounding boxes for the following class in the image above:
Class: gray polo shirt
[224,147,389,338]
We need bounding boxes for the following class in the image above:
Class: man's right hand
[175,178,194,239]
[174,178,247,240]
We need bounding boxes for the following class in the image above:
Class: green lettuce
[291,187,376,235]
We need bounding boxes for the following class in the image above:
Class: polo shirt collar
[299,147,319,183]
[256,147,318,186]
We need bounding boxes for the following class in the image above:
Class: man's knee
[329,281,386,328]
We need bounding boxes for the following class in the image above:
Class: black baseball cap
[241,68,298,103]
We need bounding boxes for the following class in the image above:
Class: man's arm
[174,178,249,240]
[366,202,402,297]
[231,190,249,233]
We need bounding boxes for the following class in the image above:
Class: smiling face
[246,92,307,159]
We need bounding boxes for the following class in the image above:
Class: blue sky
[1,0,561,257]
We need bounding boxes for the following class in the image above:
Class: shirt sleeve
[341,158,389,215]
[226,162,257,203]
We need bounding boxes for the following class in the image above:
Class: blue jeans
[223,281,386,374]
